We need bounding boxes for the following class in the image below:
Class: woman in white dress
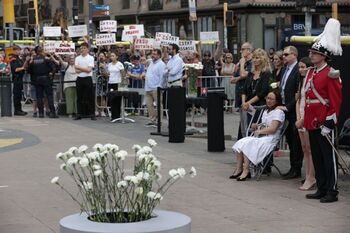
[230,90,285,181]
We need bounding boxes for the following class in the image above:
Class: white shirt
[62,61,77,89]
[166,54,184,82]
[145,58,166,92]
[75,54,94,77]
[107,61,124,84]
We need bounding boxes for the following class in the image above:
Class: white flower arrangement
[51,139,196,223]
[184,62,204,70]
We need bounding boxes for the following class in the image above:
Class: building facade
[1,0,349,54]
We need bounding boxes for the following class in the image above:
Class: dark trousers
[108,84,121,120]
[285,115,303,172]
[12,77,23,112]
[35,76,55,115]
[309,129,338,196]
[76,76,95,117]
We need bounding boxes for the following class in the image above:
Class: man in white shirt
[144,49,166,126]
[74,42,96,120]
[166,44,184,87]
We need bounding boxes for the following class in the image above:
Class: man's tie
[281,66,289,104]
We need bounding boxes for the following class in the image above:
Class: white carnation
[142,146,152,154]
[147,139,157,147]
[50,176,59,184]
[87,152,99,160]
[169,169,179,179]
[152,160,161,169]
[67,157,79,166]
[124,175,133,181]
[132,144,141,152]
[177,168,186,178]
[135,187,143,195]
[110,144,119,152]
[155,193,163,200]
[103,143,113,151]
[136,172,150,181]
[117,181,128,188]
[130,176,140,185]
[79,157,89,167]
[190,166,197,178]
[60,163,67,170]
[78,145,88,153]
[115,150,127,160]
[92,164,101,170]
[93,143,104,152]
[94,170,102,177]
[56,152,64,160]
[147,191,162,200]
[68,146,78,155]
[100,150,109,157]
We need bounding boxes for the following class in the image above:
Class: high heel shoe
[229,171,242,179]
[299,182,316,191]
[236,173,251,181]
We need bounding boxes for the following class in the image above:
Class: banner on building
[44,41,75,54]
[188,0,197,21]
[68,25,88,38]
[134,38,155,50]
[100,20,117,32]
[200,31,219,42]
[43,26,61,37]
[96,33,116,46]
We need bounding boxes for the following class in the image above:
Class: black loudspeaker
[207,89,226,152]
[168,87,186,143]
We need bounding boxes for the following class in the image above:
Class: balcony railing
[149,0,163,11]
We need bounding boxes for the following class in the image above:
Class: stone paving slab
[0,113,349,233]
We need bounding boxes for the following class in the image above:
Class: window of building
[122,0,130,9]
[78,0,84,14]
[149,0,163,11]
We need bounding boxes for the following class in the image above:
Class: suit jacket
[280,64,300,118]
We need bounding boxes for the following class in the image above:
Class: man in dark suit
[279,46,303,179]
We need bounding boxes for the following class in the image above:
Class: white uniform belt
[305,99,329,104]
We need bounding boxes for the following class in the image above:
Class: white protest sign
[68,25,88,38]
[155,32,171,41]
[100,20,117,32]
[43,41,57,53]
[134,38,155,50]
[96,33,116,45]
[44,41,75,55]
[123,24,144,38]
[43,26,61,37]
[179,40,196,55]
[158,35,179,46]
[200,31,219,42]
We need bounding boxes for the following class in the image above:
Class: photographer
[28,46,57,118]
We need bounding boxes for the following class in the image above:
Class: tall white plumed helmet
[309,18,343,58]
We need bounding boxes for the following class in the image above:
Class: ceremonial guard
[303,19,343,203]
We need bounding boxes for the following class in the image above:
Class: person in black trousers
[28,46,57,118]
[279,46,303,179]
[10,45,28,116]
[74,43,96,120]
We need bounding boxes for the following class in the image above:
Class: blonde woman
[234,48,272,172]
[272,50,284,83]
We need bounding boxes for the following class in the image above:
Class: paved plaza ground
[0,111,349,233]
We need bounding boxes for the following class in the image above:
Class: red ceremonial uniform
[303,65,342,130]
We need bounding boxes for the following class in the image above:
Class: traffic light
[27,8,36,25]
[226,10,234,27]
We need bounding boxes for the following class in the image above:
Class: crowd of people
[0,18,343,203]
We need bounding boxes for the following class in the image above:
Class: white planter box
[60,210,191,233]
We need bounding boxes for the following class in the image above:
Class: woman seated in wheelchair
[230,90,285,181]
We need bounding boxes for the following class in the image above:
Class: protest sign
[134,38,155,50]
[68,25,88,38]
[96,33,116,45]
[179,40,196,55]
[100,20,117,32]
[44,41,75,55]
[124,25,144,37]
[43,26,61,37]
[157,34,179,46]
[200,31,219,42]
[155,32,171,41]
